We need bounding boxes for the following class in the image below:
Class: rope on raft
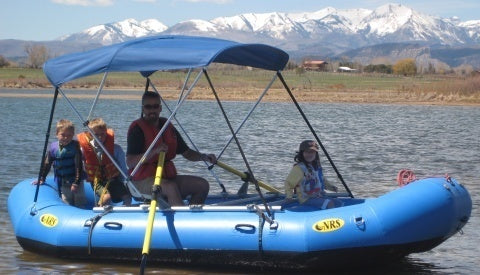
[397,169,417,186]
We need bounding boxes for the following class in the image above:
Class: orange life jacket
[77,129,120,183]
[127,117,178,180]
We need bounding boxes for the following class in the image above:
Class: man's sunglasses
[143,104,160,110]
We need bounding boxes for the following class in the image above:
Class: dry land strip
[1,68,479,106]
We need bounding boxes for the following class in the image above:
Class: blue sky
[2,0,479,41]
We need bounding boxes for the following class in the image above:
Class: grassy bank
[1,68,479,105]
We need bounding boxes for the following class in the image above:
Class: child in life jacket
[35,119,87,208]
[284,140,338,209]
[78,118,132,206]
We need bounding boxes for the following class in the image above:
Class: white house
[337,66,357,72]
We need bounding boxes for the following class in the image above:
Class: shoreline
[2,68,479,106]
[1,87,479,106]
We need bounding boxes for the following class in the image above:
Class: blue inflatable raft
[7,35,473,270]
[8,175,471,270]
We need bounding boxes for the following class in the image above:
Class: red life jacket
[128,117,178,180]
[77,129,120,183]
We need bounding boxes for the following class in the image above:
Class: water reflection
[11,251,467,274]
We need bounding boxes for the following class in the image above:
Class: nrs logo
[312,218,344,232]
[40,214,59,228]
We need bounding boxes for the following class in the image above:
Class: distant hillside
[338,43,480,70]
[0,39,102,65]
[430,47,480,68]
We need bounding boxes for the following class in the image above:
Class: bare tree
[25,44,49,68]
[454,64,474,76]
[0,55,10,67]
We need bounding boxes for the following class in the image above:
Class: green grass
[281,71,449,91]
[0,67,448,91]
[0,67,46,79]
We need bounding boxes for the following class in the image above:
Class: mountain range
[2,3,480,68]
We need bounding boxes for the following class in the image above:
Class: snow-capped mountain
[357,4,472,45]
[58,3,478,58]
[59,18,167,45]
[459,20,480,41]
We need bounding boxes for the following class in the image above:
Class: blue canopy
[43,35,289,87]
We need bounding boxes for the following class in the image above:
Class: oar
[215,161,281,194]
[139,151,166,275]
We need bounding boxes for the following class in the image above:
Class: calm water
[1,89,479,274]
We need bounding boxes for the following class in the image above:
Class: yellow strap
[92,164,109,206]
[97,180,111,206]
[141,151,165,255]
[216,161,281,194]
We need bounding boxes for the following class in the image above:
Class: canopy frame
[35,35,353,213]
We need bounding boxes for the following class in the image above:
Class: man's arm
[114,144,128,176]
[182,148,216,163]
[174,127,216,163]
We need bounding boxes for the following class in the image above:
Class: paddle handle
[141,151,165,255]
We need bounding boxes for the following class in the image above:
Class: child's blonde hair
[56,119,74,134]
[88,118,107,131]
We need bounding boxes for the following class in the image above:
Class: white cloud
[180,0,232,3]
[51,0,114,6]
[133,0,157,2]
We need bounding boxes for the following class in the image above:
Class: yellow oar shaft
[141,151,165,255]
[216,161,245,178]
[216,161,281,194]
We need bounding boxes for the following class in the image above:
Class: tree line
[295,57,477,76]
[0,44,476,77]
[292,59,418,76]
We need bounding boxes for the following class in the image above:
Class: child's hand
[32,179,44,185]
[71,184,78,193]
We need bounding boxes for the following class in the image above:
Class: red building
[302,60,328,71]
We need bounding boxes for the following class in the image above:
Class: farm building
[302,60,328,71]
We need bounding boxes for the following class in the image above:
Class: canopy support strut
[148,77,227,195]
[87,72,109,121]
[216,73,278,161]
[277,72,354,198]
[31,87,60,215]
[204,69,273,218]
